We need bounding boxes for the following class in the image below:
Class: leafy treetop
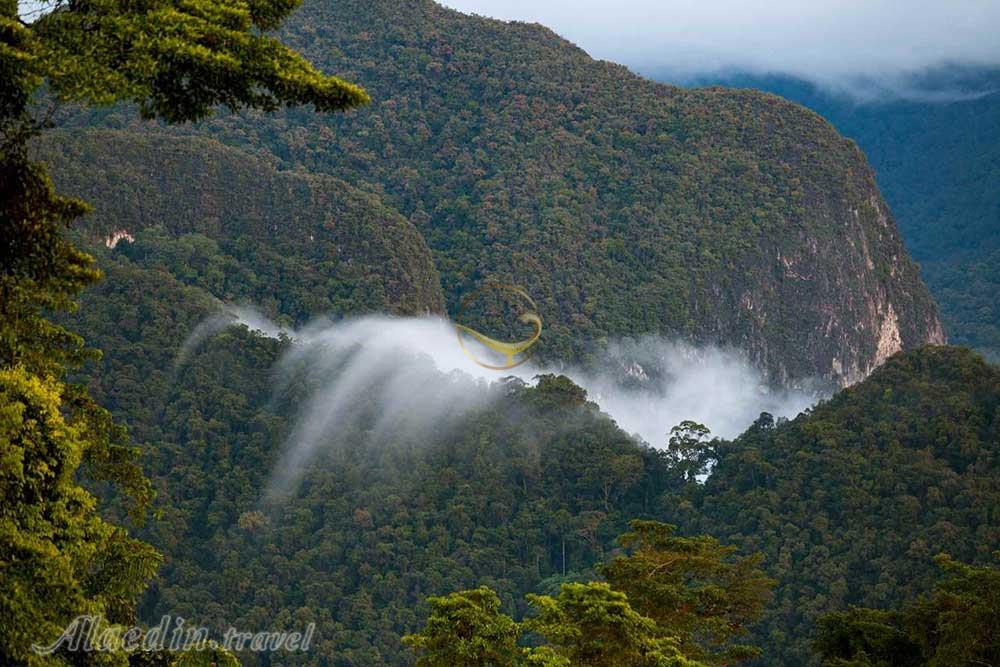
[17,0,369,122]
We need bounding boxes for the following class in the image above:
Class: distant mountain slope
[56,0,944,385]
[673,345,1000,665]
[663,69,1000,359]
[36,130,445,321]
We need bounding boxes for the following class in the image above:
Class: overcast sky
[442,0,1000,97]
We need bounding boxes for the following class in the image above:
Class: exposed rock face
[717,146,947,387]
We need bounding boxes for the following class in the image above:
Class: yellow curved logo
[454,284,542,370]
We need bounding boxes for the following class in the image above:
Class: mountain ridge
[51,0,947,386]
[35,129,446,320]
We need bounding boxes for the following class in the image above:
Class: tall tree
[665,421,714,483]
[402,587,522,667]
[525,582,703,667]
[600,520,774,665]
[0,0,367,662]
[0,367,160,665]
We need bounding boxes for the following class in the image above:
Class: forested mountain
[671,346,1000,665]
[69,272,1000,666]
[27,129,446,449]
[54,0,945,385]
[43,132,995,665]
[93,324,681,665]
[662,68,1000,360]
[17,1,998,665]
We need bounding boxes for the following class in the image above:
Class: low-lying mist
[570,337,819,444]
[176,308,822,499]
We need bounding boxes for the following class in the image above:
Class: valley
[2,0,998,666]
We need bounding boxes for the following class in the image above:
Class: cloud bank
[442,0,1000,99]
[177,309,820,500]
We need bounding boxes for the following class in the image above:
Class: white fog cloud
[442,0,1000,97]
[177,309,820,500]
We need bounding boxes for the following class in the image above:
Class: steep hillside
[35,130,445,322]
[666,69,1000,359]
[75,312,999,666]
[117,333,679,666]
[56,0,944,385]
[672,346,1000,665]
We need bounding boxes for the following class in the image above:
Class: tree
[665,421,715,482]
[527,374,591,410]
[601,454,644,510]
[1,0,368,661]
[525,582,703,667]
[814,554,1000,667]
[600,520,775,665]
[0,367,160,665]
[25,0,369,123]
[402,587,521,667]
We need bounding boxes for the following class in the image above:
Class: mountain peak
[59,0,944,386]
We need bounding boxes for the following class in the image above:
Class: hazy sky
[442,0,1000,94]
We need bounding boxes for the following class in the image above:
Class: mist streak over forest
[176,308,820,499]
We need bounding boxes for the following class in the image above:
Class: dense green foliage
[0,366,159,666]
[11,2,996,667]
[31,0,368,122]
[35,129,445,320]
[61,279,1000,667]
[404,520,772,667]
[109,353,682,665]
[402,587,522,667]
[2,0,366,661]
[600,520,774,664]
[403,582,701,667]
[672,69,1000,358]
[922,250,1000,363]
[2,5,156,659]
[670,346,1000,665]
[814,554,1000,666]
[522,581,698,667]
[56,0,944,384]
